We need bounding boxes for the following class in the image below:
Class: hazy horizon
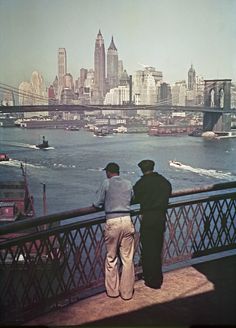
[0,0,235,88]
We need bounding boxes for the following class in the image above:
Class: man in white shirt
[93,162,135,300]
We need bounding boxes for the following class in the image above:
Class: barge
[0,163,35,225]
[149,124,201,136]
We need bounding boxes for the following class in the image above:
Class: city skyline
[0,0,235,88]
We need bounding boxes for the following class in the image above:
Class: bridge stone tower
[203,79,231,132]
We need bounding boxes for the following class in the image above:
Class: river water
[1,127,236,216]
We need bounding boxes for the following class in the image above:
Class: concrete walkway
[25,254,236,327]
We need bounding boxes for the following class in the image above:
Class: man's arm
[92,179,108,209]
[131,181,141,205]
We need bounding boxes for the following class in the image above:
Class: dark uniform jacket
[133,172,172,217]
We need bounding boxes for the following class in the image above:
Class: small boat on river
[35,136,50,149]
[0,153,9,161]
[94,128,109,137]
[169,160,183,168]
[65,126,80,131]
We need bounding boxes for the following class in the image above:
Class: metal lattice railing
[0,182,236,324]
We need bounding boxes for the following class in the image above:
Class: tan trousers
[104,216,135,300]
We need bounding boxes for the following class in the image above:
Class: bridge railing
[0,181,236,324]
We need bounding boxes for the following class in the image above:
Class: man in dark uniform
[133,159,172,289]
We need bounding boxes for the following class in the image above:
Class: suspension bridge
[0,79,235,132]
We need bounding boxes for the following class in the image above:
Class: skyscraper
[118,60,124,80]
[19,71,47,117]
[159,82,172,105]
[94,30,106,104]
[188,64,196,90]
[58,48,67,100]
[107,36,118,91]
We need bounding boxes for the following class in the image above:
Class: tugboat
[35,136,50,149]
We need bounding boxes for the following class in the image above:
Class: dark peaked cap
[103,162,120,173]
[138,159,155,172]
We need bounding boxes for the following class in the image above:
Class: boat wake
[0,159,44,169]
[87,167,136,175]
[53,163,76,168]
[1,141,54,150]
[31,146,55,150]
[169,160,235,181]
[87,167,104,172]
[2,141,39,149]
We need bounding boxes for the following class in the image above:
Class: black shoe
[144,282,162,289]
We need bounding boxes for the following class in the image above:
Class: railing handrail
[171,181,236,197]
[1,180,236,324]
[0,180,236,236]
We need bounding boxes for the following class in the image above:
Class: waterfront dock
[25,252,236,327]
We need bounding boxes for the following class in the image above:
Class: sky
[0,0,235,88]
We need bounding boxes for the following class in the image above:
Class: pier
[0,181,236,326]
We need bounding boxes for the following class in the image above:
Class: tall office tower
[19,71,47,118]
[31,71,48,116]
[48,85,56,105]
[31,71,47,105]
[159,82,172,105]
[79,68,88,95]
[118,60,124,80]
[133,66,162,116]
[107,36,118,91]
[231,83,236,109]
[52,76,59,100]
[188,64,196,90]
[79,68,88,88]
[63,73,74,90]
[119,70,129,86]
[94,30,106,104]
[171,81,187,106]
[58,48,67,100]
[19,81,33,106]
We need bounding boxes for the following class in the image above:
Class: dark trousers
[140,212,166,287]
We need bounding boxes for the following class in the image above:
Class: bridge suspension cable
[0,82,49,103]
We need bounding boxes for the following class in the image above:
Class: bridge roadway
[24,250,236,327]
[0,104,235,113]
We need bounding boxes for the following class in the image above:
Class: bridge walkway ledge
[24,250,236,327]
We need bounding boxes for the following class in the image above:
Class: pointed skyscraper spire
[107,35,119,90]
[108,36,117,51]
[94,29,106,103]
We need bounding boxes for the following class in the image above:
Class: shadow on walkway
[81,255,236,327]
